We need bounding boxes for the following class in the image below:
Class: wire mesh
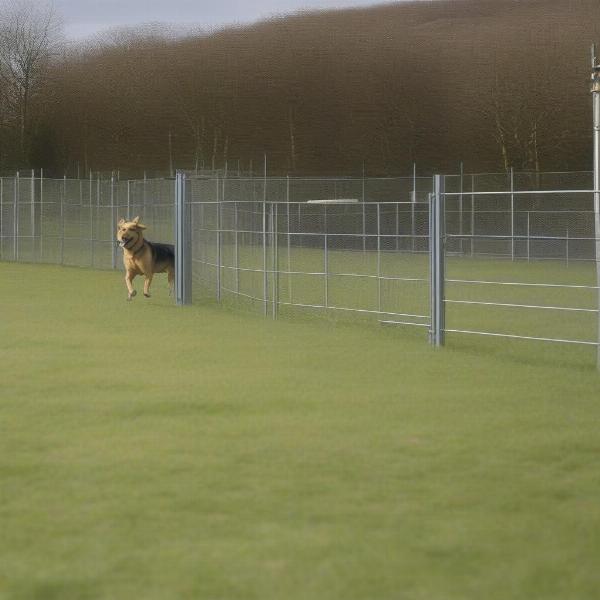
[1,171,598,355]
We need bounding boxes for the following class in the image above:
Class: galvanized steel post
[591,44,600,368]
[111,173,117,269]
[510,166,515,261]
[272,202,279,319]
[216,175,222,302]
[31,169,35,259]
[14,171,19,261]
[175,171,192,305]
[262,199,268,316]
[412,162,416,252]
[40,169,44,261]
[429,175,445,347]
[377,202,382,313]
[61,175,66,265]
[324,203,329,310]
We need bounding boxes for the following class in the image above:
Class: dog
[116,216,175,301]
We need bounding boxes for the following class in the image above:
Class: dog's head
[116,216,146,249]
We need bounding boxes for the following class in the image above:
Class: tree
[0,0,63,166]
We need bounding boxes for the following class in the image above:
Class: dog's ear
[131,215,147,230]
[118,218,125,226]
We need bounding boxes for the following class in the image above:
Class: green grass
[1,262,600,600]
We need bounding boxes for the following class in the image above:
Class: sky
[54,0,394,40]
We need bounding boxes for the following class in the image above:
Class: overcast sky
[54,0,394,40]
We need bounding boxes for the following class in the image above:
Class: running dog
[116,216,174,300]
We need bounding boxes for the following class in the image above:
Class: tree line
[1,0,600,178]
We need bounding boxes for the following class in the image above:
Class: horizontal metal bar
[221,286,264,303]
[192,259,427,283]
[379,320,431,328]
[445,299,597,313]
[445,328,599,346]
[447,233,600,241]
[445,189,598,196]
[447,278,599,290]
[188,200,431,206]
[195,228,429,239]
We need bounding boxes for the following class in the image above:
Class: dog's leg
[126,273,137,301]
[143,273,154,297]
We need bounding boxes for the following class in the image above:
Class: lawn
[1,262,599,600]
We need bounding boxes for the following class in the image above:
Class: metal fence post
[429,175,445,347]
[14,171,19,261]
[234,200,240,294]
[216,176,222,302]
[262,199,268,316]
[510,166,515,261]
[377,202,382,313]
[362,164,366,252]
[287,175,292,303]
[60,175,65,265]
[88,171,93,267]
[412,162,416,252]
[111,173,117,269]
[272,202,279,319]
[40,169,44,261]
[175,171,192,305]
[527,211,531,262]
[30,169,35,260]
[459,162,464,254]
[324,203,329,310]
[470,173,475,257]
[591,45,600,368]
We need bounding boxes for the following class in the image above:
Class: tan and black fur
[116,217,174,300]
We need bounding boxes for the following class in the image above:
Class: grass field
[1,261,600,600]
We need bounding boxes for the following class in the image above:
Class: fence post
[287,175,292,303]
[377,202,382,313]
[175,171,192,305]
[30,169,35,260]
[40,169,44,261]
[234,199,239,294]
[272,202,279,319]
[526,211,531,262]
[262,199,268,316]
[362,163,366,252]
[459,161,464,254]
[216,176,222,302]
[411,162,416,252]
[591,45,600,369]
[324,203,329,310]
[89,171,93,267]
[61,175,66,265]
[469,174,475,257]
[14,171,19,261]
[510,166,515,261]
[429,174,445,347]
[111,173,117,269]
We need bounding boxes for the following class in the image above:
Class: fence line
[1,171,599,366]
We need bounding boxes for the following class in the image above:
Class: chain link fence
[1,170,599,364]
